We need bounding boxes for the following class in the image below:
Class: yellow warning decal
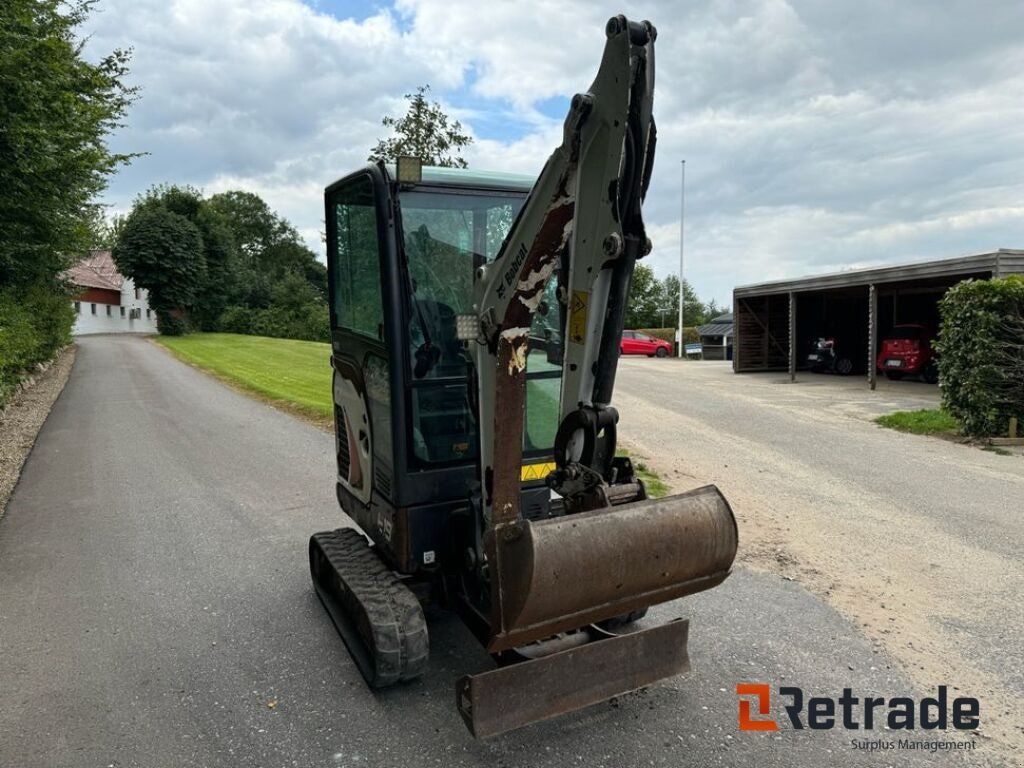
[520,461,556,482]
[568,290,589,345]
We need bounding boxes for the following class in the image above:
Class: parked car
[806,337,856,375]
[621,330,672,357]
[876,324,938,383]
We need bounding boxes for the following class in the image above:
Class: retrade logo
[736,683,979,732]
[736,683,778,731]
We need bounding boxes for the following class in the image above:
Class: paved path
[0,337,1000,767]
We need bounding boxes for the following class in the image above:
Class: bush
[214,300,329,342]
[218,306,255,335]
[937,276,1024,437]
[0,282,74,406]
[636,327,699,344]
[157,311,187,336]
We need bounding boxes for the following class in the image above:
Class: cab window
[329,176,384,339]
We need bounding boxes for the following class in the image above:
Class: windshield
[398,186,561,465]
[401,189,522,376]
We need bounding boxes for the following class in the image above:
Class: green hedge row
[636,326,699,344]
[0,283,75,407]
[218,304,330,343]
[937,276,1024,437]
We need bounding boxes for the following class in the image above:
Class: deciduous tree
[112,206,205,330]
[0,0,137,288]
[369,85,472,168]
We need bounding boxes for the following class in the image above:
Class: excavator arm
[456,15,739,737]
[472,15,654,529]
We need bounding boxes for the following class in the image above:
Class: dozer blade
[487,484,737,652]
[457,619,691,739]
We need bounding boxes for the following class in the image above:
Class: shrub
[156,311,187,336]
[215,300,329,342]
[937,276,1024,437]
[636,326,699,344]
[0,282,73,406]
[24,282,75,357]
[218,306,255,335]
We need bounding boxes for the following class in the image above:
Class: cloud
[85,0,1024,304]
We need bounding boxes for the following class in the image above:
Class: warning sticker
[520,461,556,482]
[568,290,589,345]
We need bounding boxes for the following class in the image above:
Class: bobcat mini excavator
[309,15,738,738]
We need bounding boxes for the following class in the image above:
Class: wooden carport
[732,249,1024,389]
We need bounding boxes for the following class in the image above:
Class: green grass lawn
[875,408,960,436]
[156,333,333,419]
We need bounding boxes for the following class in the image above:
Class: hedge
[0,282,74,406]
[217,303,329,343]
[636,326,699,344]
[937,276,1024,437]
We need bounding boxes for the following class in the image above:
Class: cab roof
[385,164,535,193]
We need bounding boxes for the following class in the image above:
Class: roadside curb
[0,346,77,522]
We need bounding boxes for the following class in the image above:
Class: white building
[67,250,159,335]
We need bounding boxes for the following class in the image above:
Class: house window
[120,306,126,318]
[146,308,151,319]
[91,304,96,315]
[74,302,81,313]
[135,287,140,300]
[106,305,112,316]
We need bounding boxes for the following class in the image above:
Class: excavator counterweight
[310,14,738,737]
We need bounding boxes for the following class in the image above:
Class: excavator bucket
[455,485,737,737]
[486,485,738,652]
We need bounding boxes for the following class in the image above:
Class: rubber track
[310,528,429,688]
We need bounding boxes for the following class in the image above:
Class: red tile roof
[66,250,123,291]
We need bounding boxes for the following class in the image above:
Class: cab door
[325,169,401,516]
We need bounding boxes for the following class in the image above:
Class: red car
[621,330,672,357]
[876,324,938,383]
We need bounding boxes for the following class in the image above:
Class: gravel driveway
[615,357,1024,761]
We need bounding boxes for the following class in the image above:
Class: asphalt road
[0,337,1002,767]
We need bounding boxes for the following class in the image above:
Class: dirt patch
[0,347,76,519]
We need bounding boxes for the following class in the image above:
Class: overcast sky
[83,0,1024,305]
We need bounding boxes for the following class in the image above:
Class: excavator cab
[311,15,738,739]
[321,167,560,573]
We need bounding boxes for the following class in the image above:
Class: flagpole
[677,159,686,357]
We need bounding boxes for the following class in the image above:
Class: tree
[112,206,205,325]
[661,274,708,328]
[704,297,724,320]
[89,211,128,250]
[191,205,239,329]
[206,190,295,263]
[114,183,329,341]
[369,85,473,168]
[625,263,661,328]
[207,190,326,300]
[0,0,137,288]
[626,268,709,329]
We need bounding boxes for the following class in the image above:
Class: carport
[732,249,1024,388]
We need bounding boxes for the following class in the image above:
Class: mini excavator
[309,15,738,738]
